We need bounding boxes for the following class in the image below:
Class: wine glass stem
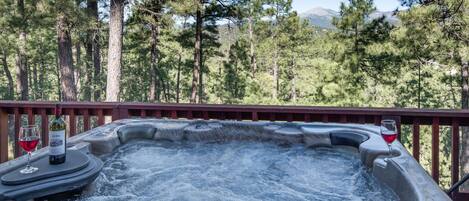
[388,144,392,156]
[26,152,31,169]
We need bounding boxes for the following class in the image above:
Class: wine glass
[380,120,397,156]
[19,125,40,174]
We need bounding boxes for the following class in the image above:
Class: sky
[292,0,404,13]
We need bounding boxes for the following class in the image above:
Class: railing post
[40,108,49,147]
[0,108,9,162]
[171,111,177,119]
[112,105,120,121]
[119,107,129,119]
[155,110,162,118]
[83,109,90,131]
[451,118,460,188]
[26,107,34,125]
[373,115,381,125]
[69,109,76,137]
[236,112,242,121]
[304,114,311,122]
[97,109,105,126]
[187,111,193,119]
[432,117,440,184]
[203,111,209,120]
[252,112,258,121]
[13,108,20,157]
[412,118,420,162]
[112,104,128,121]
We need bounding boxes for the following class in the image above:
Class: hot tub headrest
[117,125,156,143]
[330,131,369,148]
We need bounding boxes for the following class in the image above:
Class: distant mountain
[299,7,338,29]
[299,7,399,29]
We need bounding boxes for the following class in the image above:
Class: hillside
[299,7,399,29]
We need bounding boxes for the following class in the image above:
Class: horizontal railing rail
[0,101,467,200]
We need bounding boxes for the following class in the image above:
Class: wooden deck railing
[0,101,468,200]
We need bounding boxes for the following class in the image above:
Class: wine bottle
[49,105,66,164]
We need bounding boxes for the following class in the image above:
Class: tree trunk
[150,0,163,102]
[32,63,38,100]
[165,80,170,102]
[176,53,181,103]
[149,22,160,102]
[199,60,203,103]
[161,79,167,102]
[461,59,469,191]
[272,48,279,100]
[92,34,101,101]
[27,63,32,99]
[84,36,93,101]
[461,60,468,108]
[74,42,82,99]
[217,61,222,103]
[157,79,161,101]
[248,15,257,77]
[291,60,297,103]
[87,0,101,101]
[55,52,61,100]
[417,63,421,108]
[16,0,28,100]
[39,55,45,100]
[57,11,77,101]
[354,24,360,72]
[191,7,202,103]
[198,17,205,104]
[105,0,124,102]
[16,31,28,100]
[1,48,14,99]
[234,62,239,98]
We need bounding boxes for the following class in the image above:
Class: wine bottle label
[49,130,65,156]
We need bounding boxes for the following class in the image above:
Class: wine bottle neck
[54,104,61,118]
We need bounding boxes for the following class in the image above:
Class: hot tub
[0,119,451,201]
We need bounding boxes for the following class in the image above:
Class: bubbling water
[79,140,398,201]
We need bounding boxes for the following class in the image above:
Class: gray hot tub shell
[0,119,451,201]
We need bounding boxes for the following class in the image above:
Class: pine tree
[332,0,396,88]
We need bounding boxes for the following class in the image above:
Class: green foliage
[222,40,248,103]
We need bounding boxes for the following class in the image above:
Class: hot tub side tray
[0,150,103,201]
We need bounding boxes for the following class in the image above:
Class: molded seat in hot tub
[0,150,103,201]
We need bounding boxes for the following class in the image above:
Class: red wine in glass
[19,138,40,152]
[381,130,398,144]
[19,125,40,174]
[380,120,397,156]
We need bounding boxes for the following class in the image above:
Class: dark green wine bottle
[49,105,66,164]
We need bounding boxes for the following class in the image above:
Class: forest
[0,0,468,189]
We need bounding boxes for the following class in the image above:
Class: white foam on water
[80,140,398,201]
